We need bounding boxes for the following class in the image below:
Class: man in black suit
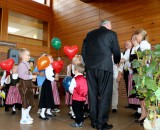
[82,20,121,130]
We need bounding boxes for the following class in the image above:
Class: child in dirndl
[5,64,22,114]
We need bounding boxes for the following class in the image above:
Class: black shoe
[91,123,97,129]
[112,109,117,113]
[131,112,141,119]
[39,115,49,120]
[97,128,104,130]
[11,111,16,115]
[135,118,145,123]
[5,107,9,112]
[45,113,56,117]
[125,105,132,109]
[70,115,76,120]
[83,115,88,119]
[103,123,113,129]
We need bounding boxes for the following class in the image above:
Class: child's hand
[6,75,10,84]
[39,72,44,77]
[116,72,122,82]
[16,83,19,87]
[55,73,59,81]
[0,86,3,90]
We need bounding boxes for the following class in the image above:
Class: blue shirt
[33,67,46,87]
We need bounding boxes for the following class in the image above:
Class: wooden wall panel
[0,0,53,56]
[1,7,8,40]
[17,43,50,56]
[7,0,52,21]
[52,0,160,56]
[0,0,6,7]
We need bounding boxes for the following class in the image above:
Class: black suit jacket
[81,26,121,73]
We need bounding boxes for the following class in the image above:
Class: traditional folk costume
[69,73,88,127]
[128,45,141,105]
[51,80,60,106]
[123,49,131,101]
[1,71,10,111]
[128,40,151,105]
[5,73,22,114]
[33,67,45,114]
[39,65,55,120]
[18,61,34,124]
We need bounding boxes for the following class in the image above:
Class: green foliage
[131,44,160,109]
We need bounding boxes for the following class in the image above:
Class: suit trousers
[86,68,113,128]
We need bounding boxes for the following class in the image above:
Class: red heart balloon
[0,58,14,71]
[52,60,64,74]
[63,46,78,60]
[37,56,50,70]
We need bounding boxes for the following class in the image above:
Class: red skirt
[5,85,22,105]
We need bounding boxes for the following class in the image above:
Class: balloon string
[58,50,59,57]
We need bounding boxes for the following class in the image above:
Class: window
[32,0,46,4]
[32,0,50,6]
[8,11,43,40]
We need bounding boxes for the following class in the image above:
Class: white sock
[137,108,142,114]
[21,108,26,120]
[70,106,75,116]
[40,108,46,118]
[12,105,16,111]
[26,106,33,120]
[20,108,33,124]
[70,106,73,111]
[37,109,41,113]
[46,108,52,115]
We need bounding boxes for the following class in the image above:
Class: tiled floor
[0,97,144,130]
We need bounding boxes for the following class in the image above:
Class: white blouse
[45,65,54,82]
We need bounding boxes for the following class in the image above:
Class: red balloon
[0,58,14,71]
[52,60,64,74]
[37,56,50,70]
[63,45,78,60]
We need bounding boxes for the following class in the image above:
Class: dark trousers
[123,70,129,96]
[72,100,85,124]
[86,69,113,128]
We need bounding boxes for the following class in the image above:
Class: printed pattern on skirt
[5,85,22,105]
[128,74,139,105]
[51,81,60,105]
